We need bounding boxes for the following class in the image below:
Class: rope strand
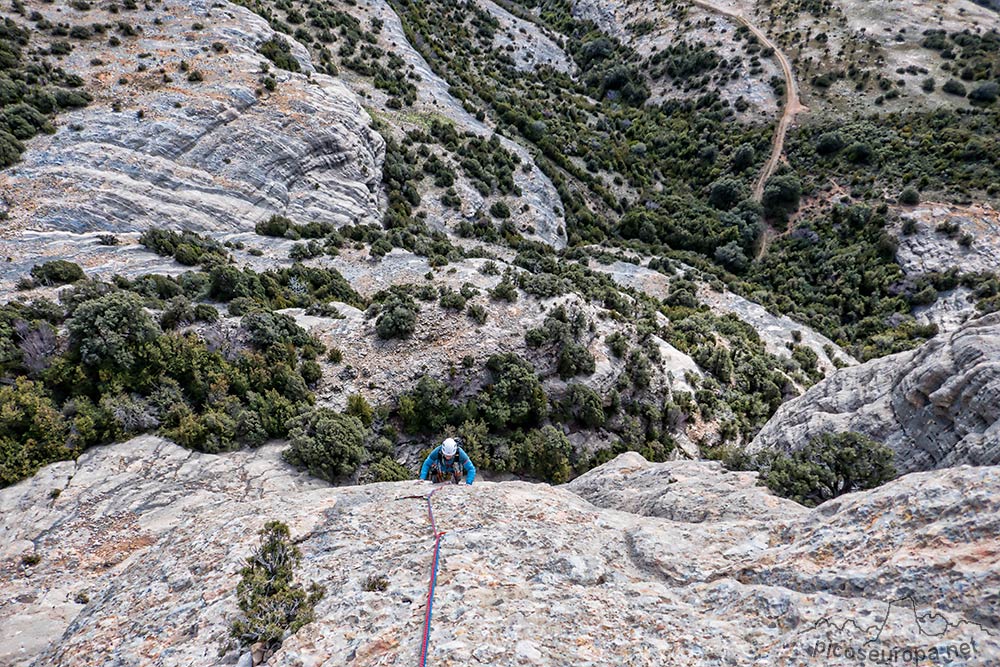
[418,487,446,667]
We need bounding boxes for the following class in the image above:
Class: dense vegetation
[0,257,367,487]
[724,431,897,507]
[1,15,91,167]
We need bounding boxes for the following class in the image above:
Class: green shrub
[282,409,368,481]
[255,215,291,237]
[761,173,801,223]
[0,378,71,486]
[30,260,85,286]
[466,303,488,324]
[258,37,300,72]
[299,360,322,386]
[398,375,453,434]
[68,291,160,370]
[489,200,511,218]
[606,332,629,358]
[346,393,373,427]
[514,426,572,483]
[557,342,595,379]
[760,432,895,507]
[438,289,466,310]
[489,277,518,302]
[193,303,219,322]
[159,296,194,329]
[898,187,920,205]
[375,293,419,340]
[814,131,845,155]
[230,521,324,649]
[364,456,410,483]
[969,82,998,104]
[708,177,744,211]
[242,311,312,350]
[478,353,547,430]
[942,79,967,97]
[564,383,605,428]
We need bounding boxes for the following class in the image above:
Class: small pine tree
[230,521,324,649]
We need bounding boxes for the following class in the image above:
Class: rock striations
[0,0,384,284]
[2,441,998,666]
[750,312,1000,474]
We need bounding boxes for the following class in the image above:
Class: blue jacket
[420,445,476,484]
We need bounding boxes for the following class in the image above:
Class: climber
[420,437,476,485]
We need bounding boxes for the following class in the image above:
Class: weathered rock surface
[2,440,998,666]
[750,312,1000,474]
[591,259,857,374]
[896,203,1000,278]
[0,0,384,247]
[894,203,1000,332]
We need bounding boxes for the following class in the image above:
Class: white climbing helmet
[441,438,458,457]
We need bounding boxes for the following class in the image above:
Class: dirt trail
[688,0,806,201]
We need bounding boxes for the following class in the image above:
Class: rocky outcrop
[896,203,1000,277]
[2,440,998,666]
[592,259,856,374]
[750,312,1000,474]
[0,0,383,283]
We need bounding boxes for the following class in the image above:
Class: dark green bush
[514,425,572,483]
[438,289,466,310]
[898,187,920,205]
[0,378,70,486]
[258,36,300,72]
[282,408,368,481]
[969,82,998,104]
[942,78,967,97]
[564,383,605,428]
[398,375,453,434]
[760,432,895,506]
[478,353,547,430]
[761,173,801,223]
[255,214,292,237]
[489,200,511,218]
[557,341,595,379]
[375,292,419,340]
[68,291,160,370]
[346,393,373,427]
[30,260,85,286]
[364,456,411,483]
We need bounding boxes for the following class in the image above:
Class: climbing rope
[397,486,447,667]
[419,487,446,667]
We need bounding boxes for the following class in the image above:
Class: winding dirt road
[689,0,806,201]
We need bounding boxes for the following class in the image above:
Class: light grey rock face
[481,0,574,74]
[3,443,998,666]
[896,204,1000,276]
[750,312,1000,474]
[591,260,857,375]
[0,0,384,271]
[565,451,804,522]
[893,203,1000,332]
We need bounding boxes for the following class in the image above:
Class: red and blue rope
[418,487,446,667]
